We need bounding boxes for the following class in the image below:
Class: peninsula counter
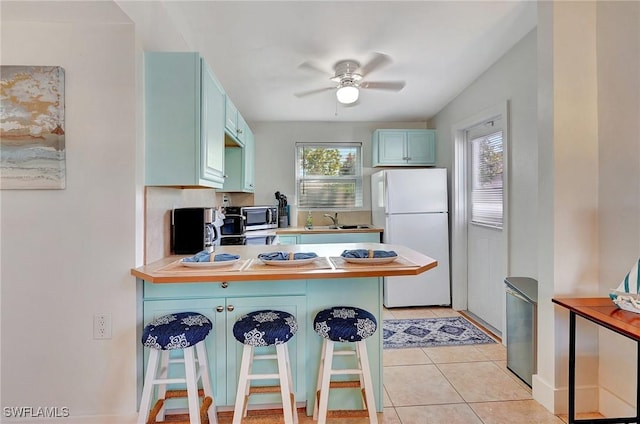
[132,243,437,416]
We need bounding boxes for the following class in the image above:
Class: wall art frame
[1,65,66,189]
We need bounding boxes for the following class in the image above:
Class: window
[295,142,363,209]
[470,129,503,228]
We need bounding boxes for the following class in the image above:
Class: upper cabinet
[145,52,226,188]
[372,129,436,167]
[225,97,250,147]
[221,126,255,193]
[222,92,255,192]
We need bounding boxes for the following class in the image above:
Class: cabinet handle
[227,305,235,312]
[216,305,224,313]
[221,282,228,289]
[237,128,243,134]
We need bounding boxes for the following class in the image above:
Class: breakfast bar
[132,242,437,416]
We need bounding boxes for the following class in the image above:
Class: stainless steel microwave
[241,206,278,231]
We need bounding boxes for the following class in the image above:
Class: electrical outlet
[93,313,112,339]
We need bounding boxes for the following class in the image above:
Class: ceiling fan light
[336,86,359,104]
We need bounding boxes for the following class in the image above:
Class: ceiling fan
[295,53,406,105]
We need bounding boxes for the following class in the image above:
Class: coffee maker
[171,208,219,254]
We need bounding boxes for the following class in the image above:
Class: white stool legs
[313,339,378,424]
[232,343,297,424]
[138,341,217,424]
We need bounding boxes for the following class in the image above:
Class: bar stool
[138,312,217,424]
[313,306,378,424]
[232,310,298,424]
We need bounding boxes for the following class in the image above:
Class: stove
[220,234,277,245]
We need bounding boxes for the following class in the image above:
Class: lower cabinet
[140,276,384,415]
[143,293,307,408]
[299,232,380,244]
[276,235,299,245]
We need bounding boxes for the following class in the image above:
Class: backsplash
[144,187,255,263]
[144,187,371,263]
[295,210,372,228]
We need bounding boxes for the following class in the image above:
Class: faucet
[323,212,339,228]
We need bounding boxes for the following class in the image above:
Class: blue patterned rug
[383,316,496,349]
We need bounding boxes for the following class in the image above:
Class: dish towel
[183,251,240,262]
[610,258,640,313]
[341,249,398,259]
[258,251,318,261]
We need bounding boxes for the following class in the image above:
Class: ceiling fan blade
[294,87,334,97]
[297,61,329,75]
[358,53,392,77]
[360,81,406,91]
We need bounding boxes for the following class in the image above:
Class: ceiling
[2,0,538,123]
[162,1,537,123]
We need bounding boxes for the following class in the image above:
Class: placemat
[157,258,249,273]
[243,256,333,272]
[329,256,418,269]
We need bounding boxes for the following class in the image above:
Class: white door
[383,213,451,307]
[465,119,506,333]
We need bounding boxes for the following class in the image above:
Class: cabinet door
[376,130,407,165]
[142,299,228,405]
[276,235,298,245]
[299,232,380,244]
[235,112,247,146]
[406,130,435,165]
[201,61,226,186]
[225,296,307,405]
[241,120,255,191]
[225,97,238,137]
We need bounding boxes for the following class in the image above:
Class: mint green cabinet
[276,235,299,245]
[221,120,255,192]
[225,97,239,143]
[139,275,384,415]
[372,129,436,166]
[298,232,380,244]
[145,52,226,188]
[143,287,306,407]
[225,97,250,147]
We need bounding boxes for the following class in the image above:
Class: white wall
[595,1,640,417]
[430,29,538,309]
[1,9,139,424]
[250,121,428,224]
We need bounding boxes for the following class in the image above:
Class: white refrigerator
[371,168,451,307]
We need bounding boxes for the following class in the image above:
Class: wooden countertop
[132,243,436,284]
[276,226,383,235]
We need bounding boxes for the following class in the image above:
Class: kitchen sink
[338,224,373,229]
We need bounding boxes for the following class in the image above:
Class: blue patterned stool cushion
[314,306,377,342]
[233,310,298,347]
[142,312,212,350]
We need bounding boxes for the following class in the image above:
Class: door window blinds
[470,129,503,228]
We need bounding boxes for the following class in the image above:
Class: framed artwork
[0,66,66,189]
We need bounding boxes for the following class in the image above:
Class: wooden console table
[552,297,640,424]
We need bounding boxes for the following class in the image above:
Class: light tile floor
[197,306,605,423]
[378,306,602,424]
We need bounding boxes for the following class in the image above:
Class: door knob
[216,306,224,313]
[227,305,235,312]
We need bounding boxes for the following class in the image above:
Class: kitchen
[1,1,639,424]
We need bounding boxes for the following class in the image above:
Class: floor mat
[383,316,496,349]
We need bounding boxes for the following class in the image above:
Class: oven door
[220,215,245,236]
[245,234,277,245]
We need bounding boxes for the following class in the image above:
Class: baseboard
[532,373,599,415]
[599,387,636,418]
